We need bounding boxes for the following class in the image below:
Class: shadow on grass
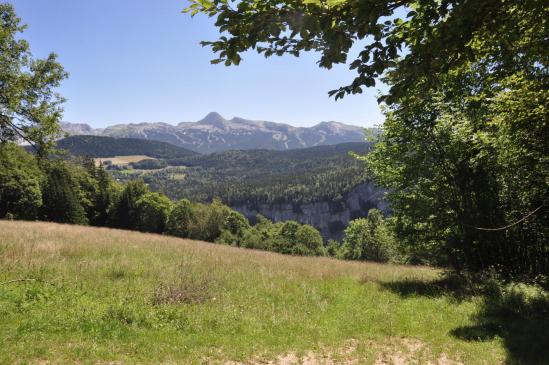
[379,274,479,301]
[450,288,549,365]
[380,275,549,365]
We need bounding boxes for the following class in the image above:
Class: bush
[340,209,395,262]
[326,239,342,258]
[269,221,325,256]
[187,199,231,242]
[222,211,250,237]
[294,224,325,256]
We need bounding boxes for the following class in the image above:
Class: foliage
[366,65,548,281]
[269,221,325,256]
[222,210,250,236]
[341,209,395,263]
[135,192,173,233]
[166,198,195,238]
[109,180,149,230]
[0,143,43,219]
[188,0,548,284]
[112,142,372,205]
[0,144,333,259]
[185,0,545,102]
[130,158,168,170]
[41,162,88,225]
[0,3,67,156]
[325,239,342,258]
[294,224,325,256]
[88,162,118,226]
[187,199,232,242]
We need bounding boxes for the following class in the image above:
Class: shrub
[341,209,394,262]
[295,224,325,256]
[187,199,231,242]
[269,221,325,256]
[326,239,342,258]
[222,210,250,237]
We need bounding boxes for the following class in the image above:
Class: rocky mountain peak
[198,112,227,126]
[61,114,370,153]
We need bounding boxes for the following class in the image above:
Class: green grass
[0,221,545,364]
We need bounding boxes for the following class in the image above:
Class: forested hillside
[106,142,372,205]
[51,139,383,239]
[57,135,197,159]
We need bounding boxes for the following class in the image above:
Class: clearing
[95,155,155,166]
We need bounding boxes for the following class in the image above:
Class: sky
[8,0,385,128]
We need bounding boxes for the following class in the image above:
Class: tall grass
[0,221,536,364]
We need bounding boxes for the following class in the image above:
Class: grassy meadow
[0,221,546,364]
[95,155,154,166]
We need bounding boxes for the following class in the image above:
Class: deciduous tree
[0,4,67,156]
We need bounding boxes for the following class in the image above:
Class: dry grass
[94,155,155,166]
[0,221,509,364]
[0,220,434,284]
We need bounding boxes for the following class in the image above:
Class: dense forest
[57,135,197,159]
[105,142,372,205]
[57,136,373,205]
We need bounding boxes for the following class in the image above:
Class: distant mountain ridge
[61,112,368,153]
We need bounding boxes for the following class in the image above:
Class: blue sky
[9,0,385,128]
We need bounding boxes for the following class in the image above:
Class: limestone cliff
[231,181,388,241]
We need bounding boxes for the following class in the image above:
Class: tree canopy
[185,0,546,101]
[187,0,548,283]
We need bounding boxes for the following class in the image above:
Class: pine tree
[42,163,87,225]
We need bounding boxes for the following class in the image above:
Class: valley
[60,136,384,239]
[1,2,546,364]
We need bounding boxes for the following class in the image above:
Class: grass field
[95,155,155,166]
[0,221,546,364]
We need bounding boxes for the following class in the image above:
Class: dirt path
[224,338,465,365]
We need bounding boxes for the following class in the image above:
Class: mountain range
[61,112,368,153]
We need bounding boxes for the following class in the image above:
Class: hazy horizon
[8,0,385,129]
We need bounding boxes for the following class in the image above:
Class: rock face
[61,112,367,154]
[231,181,388,240]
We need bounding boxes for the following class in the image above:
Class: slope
[0,221,514,364]
[57,135,198,159]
